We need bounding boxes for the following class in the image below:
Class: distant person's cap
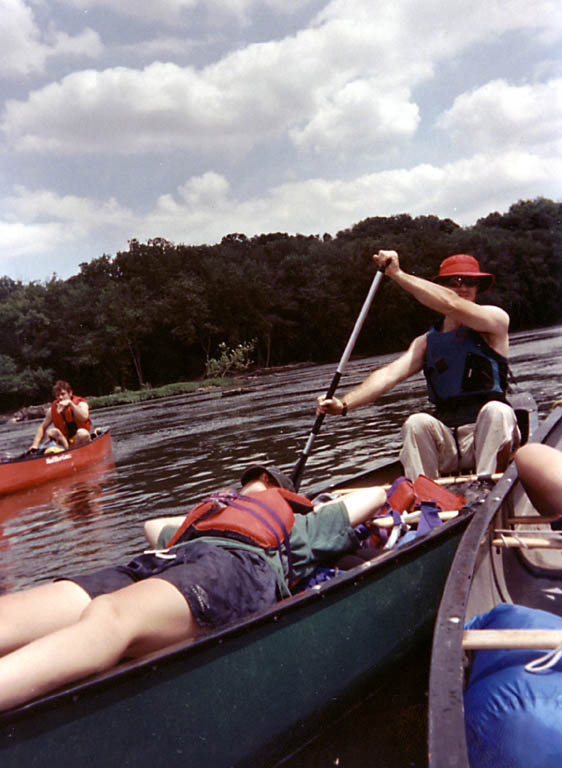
[434,254,494,291]
[241,465,295,492]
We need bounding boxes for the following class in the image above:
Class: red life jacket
[50,396,92,440]
[165,487,313,560]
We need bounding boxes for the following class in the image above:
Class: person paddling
[28,380,92,453]
[317,250,520,479]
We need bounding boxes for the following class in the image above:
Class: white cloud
[114,35,216,61]
[4,144,558,269]
[1,0,46,76]
[2,186,134,241]
[1,0,561,281]
[2,60,289,153]
[437,78,562,155]
[48,27,103,60]
[0,0,103,78]
[0,219,70,258]
[193,151,559,235]
[0,185,136,275]
[58,0,318,24]
[177,171,231,206]
[3,0,560,163]
[290,81,420,155]
[0,22,419,157]
[314,0,562,50]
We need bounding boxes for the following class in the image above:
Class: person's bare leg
[0,577,201,711]
[515,444,562,518]
[0,581,91,656]
[47,426,69,450]
[74,428,91,447]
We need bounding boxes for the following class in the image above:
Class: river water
[0,324,561,763]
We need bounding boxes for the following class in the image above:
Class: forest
[0,197,560,412]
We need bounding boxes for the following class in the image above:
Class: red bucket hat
[434,254,494,291]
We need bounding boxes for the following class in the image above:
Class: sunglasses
[442,276,480,288]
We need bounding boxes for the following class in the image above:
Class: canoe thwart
[491,533,562,549]
[463,628,562,650]
[506,516,562,525]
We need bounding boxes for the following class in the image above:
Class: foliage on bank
[0,197,560,411]
[86,378,236,409]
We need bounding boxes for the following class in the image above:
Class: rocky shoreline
[10,404,49,422]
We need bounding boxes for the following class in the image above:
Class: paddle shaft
[291,269,385,490]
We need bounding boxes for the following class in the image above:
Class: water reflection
[0,459,117,593]
[0,458,115,525]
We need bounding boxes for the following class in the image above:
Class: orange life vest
[166,487,313,554]
[50,396,92,440]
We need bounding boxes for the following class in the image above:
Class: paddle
[291,266,385,491]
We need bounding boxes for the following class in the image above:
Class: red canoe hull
[0,430,113,496]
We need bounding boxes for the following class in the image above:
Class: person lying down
[0,464,386,711]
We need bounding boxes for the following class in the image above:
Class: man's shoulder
[476,304,511,343]
[479,303,510,321]
[409,331,429,354]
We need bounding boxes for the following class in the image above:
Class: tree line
[0,197,560,412]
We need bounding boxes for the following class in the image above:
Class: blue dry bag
[464,603,562,768]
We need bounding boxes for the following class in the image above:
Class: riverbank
[4,362,314,422]
[87,377,237,409]
[4,377,236,422]
[89,361,313,409]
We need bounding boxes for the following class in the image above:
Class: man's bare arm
[30,411,52,450]
[144,516,186,547]
[375,250,509,354]
[317,333,427,415]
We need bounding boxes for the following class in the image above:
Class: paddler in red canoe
[28,379,92,453]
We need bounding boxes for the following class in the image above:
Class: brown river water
[0,324,561,765]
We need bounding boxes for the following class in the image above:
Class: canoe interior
[0,455,477,768]
[428,406,562,768]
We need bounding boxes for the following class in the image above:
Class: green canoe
[0,451,484,768]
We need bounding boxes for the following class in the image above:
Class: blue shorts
[60,540,278,629]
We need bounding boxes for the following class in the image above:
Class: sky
[1,0,561,283]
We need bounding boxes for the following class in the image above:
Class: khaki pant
[399,401,521,480]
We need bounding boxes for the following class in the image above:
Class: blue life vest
[423,324,508,427]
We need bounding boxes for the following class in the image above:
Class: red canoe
[0,429,113,496]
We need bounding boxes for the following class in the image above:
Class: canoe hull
[428,406,562,768]
[0,461,471,768]
[0,430,112,496]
